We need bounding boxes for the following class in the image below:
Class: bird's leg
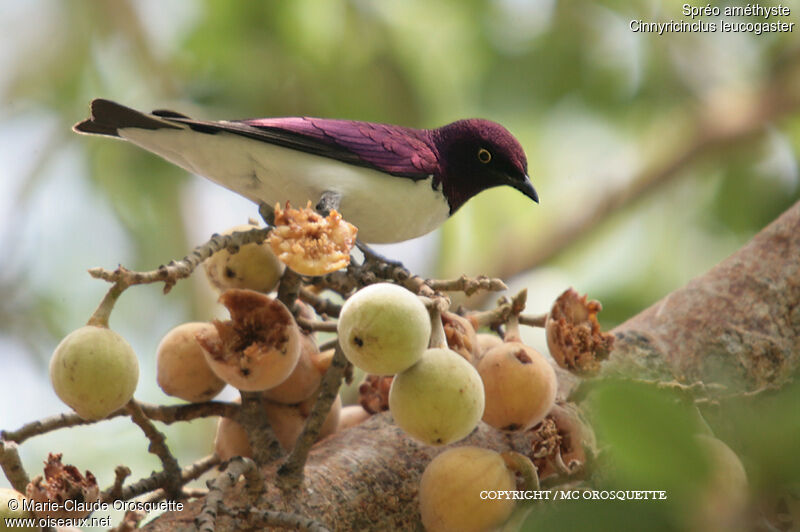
[355,240,405,270]
[315,190,342,216]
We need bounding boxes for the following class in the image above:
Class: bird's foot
[312,191,407,276]
[258,202,276,227]
[356,240,406,270]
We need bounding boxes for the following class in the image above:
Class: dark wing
[74,99,439,179]
[238,117,439,180]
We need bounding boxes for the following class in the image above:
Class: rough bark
[602,198,800,393]
[143,200,800,531]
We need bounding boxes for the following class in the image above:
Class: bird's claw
[356,240,405,269]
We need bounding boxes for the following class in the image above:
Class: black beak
[512,175,539,204]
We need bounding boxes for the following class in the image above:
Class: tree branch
[0,441,29,492]
[88,227,270,294]
[126,400,183,500]
[101,453,220,502]
[2,401,239,444]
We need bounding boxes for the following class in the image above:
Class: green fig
[389,348,484,445]
[337,283,430,375]
[50,326,139,420]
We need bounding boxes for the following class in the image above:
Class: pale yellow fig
[198,290,301,392]
[0,488,37,531]
[50,325,139,420]
[477,342,556,431]
[156,322,226,402]
[262,334,323,404]
[420,446,516,532]
[389,348,484,446]
[204,223,284,294]
[337,283,430,375]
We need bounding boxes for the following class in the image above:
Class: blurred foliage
[1,0,799,528]
[524,380,800,530]
[2,0,800,343]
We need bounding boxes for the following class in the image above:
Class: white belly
[119,127,450,243]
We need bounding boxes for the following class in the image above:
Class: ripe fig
[25,454,98,520]
[420,446,516,532]
[475,333,502,360]
[204,223,284,293]
[545,288,614,375]
[441,311,477,363]
[262,333,323,404]
[0,488,37,530]
[50,325,139,420]
[337,283,430,375]
[389,348,484,446]
[358,374,393,414]
[197,290,301,391]
[268,202,357,276]
[531,403,593,481]
[156,322,226,402]
[477,341,557,431]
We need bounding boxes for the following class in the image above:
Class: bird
[74,99,538,244]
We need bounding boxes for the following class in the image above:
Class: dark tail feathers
[73,99,183,137]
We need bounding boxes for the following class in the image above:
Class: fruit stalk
[428,306,447,349]
[501,450,540,492]
[86,281,126,328]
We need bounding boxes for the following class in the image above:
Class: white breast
[119,127,450,243]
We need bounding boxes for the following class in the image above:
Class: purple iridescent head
[431,119,537,213]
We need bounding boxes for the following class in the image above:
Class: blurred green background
[1,0,798,530]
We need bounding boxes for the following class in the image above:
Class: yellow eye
[477,148,492,164]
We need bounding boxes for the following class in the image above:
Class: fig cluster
[153,228,378,454]
[41,216,596,532]
[339,284,485,446]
